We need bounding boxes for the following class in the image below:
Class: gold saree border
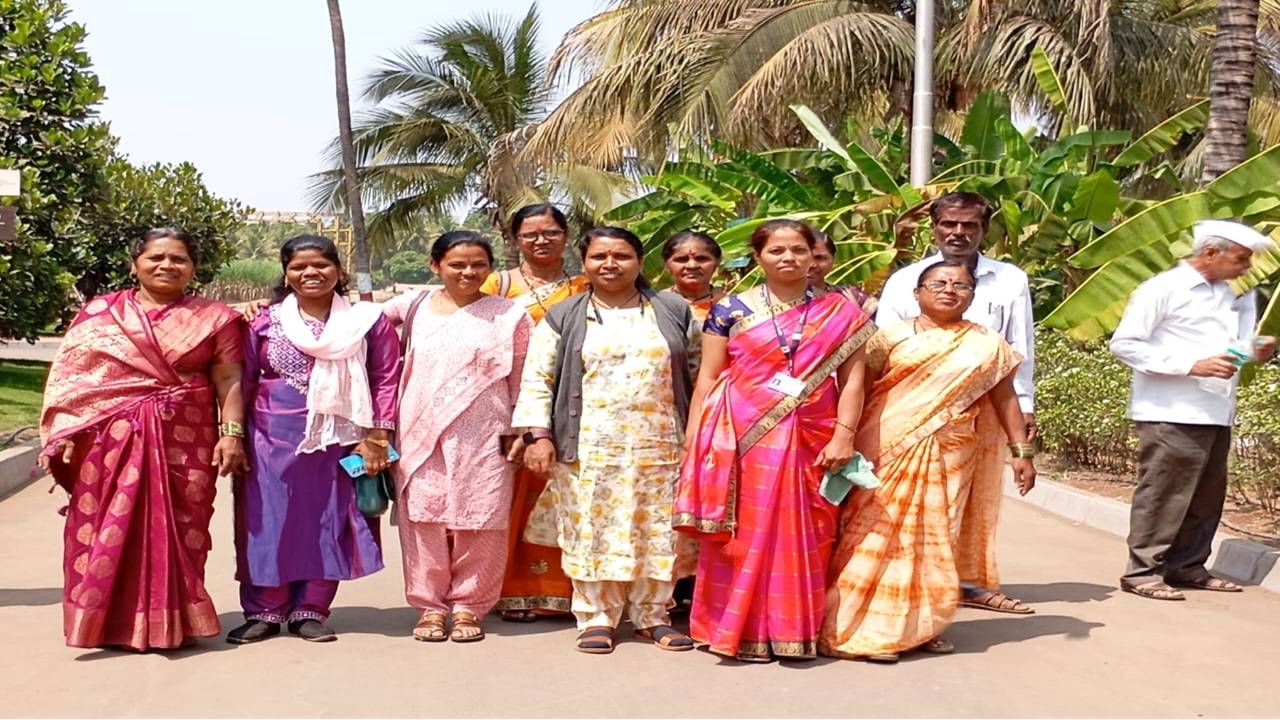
[738,320,878,452]
[492,595,573,612]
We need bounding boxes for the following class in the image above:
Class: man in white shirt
[1111,220,1276,601]
[876,192,1036,615]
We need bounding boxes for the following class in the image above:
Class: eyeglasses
[517,229,566,242]
[919,280,975,293]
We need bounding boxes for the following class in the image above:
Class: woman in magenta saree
[39,229,246,651]
[675,220,874,662]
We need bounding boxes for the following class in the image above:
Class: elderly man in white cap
[1111,219,1276,601]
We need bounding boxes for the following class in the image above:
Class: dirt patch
[1039,454,1280,548]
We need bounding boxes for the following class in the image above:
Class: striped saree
[819,320,1019,658]
[675,291,874,660]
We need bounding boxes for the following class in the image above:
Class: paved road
[0,338,60,363]
[1,478,1278,718]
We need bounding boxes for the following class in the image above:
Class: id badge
[767,372,805,398]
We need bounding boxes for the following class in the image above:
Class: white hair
[1192,234,1243,255]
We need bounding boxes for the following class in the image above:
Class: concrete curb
[0,440,41,500]
[1004,472,1280,593]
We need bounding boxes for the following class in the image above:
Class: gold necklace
[517,263,569,316]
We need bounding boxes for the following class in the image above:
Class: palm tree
[310,4,626,266]
[1202,0,1261,182]
[522,0,1280,171]
[325,0,373,300]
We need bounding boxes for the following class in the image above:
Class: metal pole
[909,0,935,188]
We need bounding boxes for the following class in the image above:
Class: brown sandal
[1167,575,1243,593]
[575,626,615,654]
[449,611,485,642]
[634,625,694,652]
[412,612,448,642]
[959,590,1035,614]
[1120,580,1186,601]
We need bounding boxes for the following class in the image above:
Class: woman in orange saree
[662,230,725,325]
[819,261,1036,663]
[482,204,588,621]
[39,229,247,651]
[675,220,874,662]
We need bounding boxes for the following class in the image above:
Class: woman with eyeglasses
[482,203,588,622]
[675,219,874,663]
[819,260,1035,663]
[512,227,701,654]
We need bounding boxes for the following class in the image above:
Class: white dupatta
[278,293,383,454]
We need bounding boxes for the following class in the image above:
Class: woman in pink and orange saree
[39,228,247,651]
[819,261,1036,663]
[675,219,875,662]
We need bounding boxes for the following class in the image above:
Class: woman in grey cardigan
[510,226,701,655]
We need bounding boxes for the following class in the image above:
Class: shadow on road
[0,586,61,607]
[999,582,1116,604]
[943,614,1104,655]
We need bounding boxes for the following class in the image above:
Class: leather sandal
[449,611,485,642]
[575,626,615,654]
[959,589,1035,614]
[1167,574,1243,592]
[413,612,448,642]
[634,624,694,652]
[1120,580,1186,601]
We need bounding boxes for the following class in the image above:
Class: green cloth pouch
[819,452,880,505]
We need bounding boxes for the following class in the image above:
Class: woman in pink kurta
[385,231,533,643]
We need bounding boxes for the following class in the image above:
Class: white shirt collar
[920,252,999,277]
[1170,261,1214,291]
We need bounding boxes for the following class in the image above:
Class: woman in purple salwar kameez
[228,235,400,644]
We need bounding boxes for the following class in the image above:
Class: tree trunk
[1202,0,1260,184]
[326,0,373,300]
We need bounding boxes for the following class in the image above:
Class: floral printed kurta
[513,304,700,583]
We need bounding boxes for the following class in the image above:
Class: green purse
[354,470,396,518]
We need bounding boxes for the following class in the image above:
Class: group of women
[39,202,1036,663]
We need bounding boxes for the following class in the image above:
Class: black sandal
[576,626,615,654]
[634,624,694,652]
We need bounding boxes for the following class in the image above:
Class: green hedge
[1035,329,1136,472]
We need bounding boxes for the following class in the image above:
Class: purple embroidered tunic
[234,304,401,585]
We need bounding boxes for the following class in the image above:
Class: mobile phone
[339,444,400,478]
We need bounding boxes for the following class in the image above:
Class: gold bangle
[1007,442,1035,459]
[219,421,245,438]
[364,436,390,448]
[834,419,856,433]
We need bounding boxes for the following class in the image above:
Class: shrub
[385,251,433,284]
[213,258,279,286]
[1034,329,1136,472]
[1232,365,1280,514]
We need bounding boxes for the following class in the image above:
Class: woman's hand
[1012,458,1036,496]
[815,429,855,470]
[212,436,249,477]
[38,440,74,473]
[504,436,526,466]
[240,300,268,323]
[354,440,390,475]
[524,438,556,477]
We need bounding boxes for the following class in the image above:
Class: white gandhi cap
[1192,219,1275,253]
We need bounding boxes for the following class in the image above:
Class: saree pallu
[819,321,1019,658]
[484,271,589,614]
[675,293,874,660]
[41,290,241,650]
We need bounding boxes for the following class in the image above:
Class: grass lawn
[0,360,49,434]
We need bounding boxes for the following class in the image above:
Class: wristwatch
[522,429,553,444]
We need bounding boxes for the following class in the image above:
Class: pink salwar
[397,504,508,615]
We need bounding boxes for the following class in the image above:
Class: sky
[68,0,603,212]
